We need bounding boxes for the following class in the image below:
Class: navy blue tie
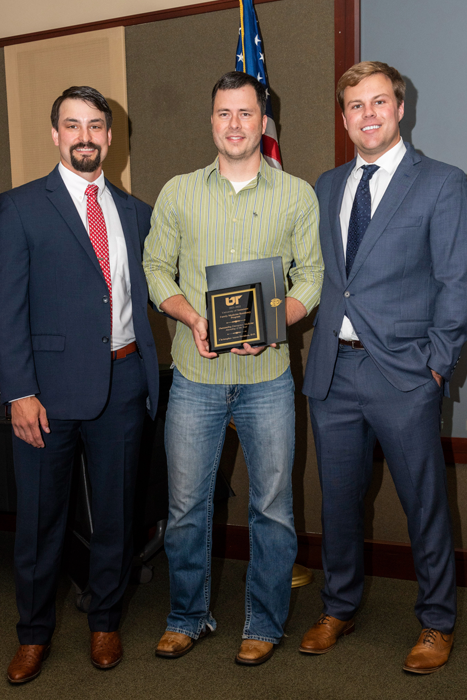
[346,164,379,277]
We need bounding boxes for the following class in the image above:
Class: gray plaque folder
[205,256,287,346]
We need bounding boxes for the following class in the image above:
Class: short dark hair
[211,71,267,117]
[51,86,113,130]
[336,62,406,111]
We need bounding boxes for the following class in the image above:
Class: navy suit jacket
[303,143,467,400]
[0,165,159,419]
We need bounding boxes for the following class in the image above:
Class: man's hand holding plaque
[205,256,287,355]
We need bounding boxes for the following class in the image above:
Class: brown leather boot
[91,631,123,669]
[7,644,51,684]
[403,628,454,674]
[299,613,355,654]
[156,628,211,659]
[156,632,194,658]
[236,639,274,666]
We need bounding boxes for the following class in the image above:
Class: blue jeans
[164,366,297,644]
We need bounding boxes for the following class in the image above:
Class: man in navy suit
[300,62,467,673]
[0,86,158,683]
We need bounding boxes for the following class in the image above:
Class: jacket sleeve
[0,193,40,403]
[427,168,467,379]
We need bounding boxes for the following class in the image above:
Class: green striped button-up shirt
[143,156,323,385]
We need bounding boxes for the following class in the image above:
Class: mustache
[70,141,102,173]
[70,141,102,155]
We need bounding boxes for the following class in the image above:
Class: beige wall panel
[5,28,130,191]
[1,0,217,41]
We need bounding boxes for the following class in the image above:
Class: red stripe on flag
[262,134,282,165]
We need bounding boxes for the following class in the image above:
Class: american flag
[235,0,282,170]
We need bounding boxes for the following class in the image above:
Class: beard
[70,142,102,173]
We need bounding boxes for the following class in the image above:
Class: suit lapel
[45,166,104,280]
[329,160,355,284]
[106,181,147,302]
[106,180,141,265]
[346,146,422,285]
[46,168,144,296]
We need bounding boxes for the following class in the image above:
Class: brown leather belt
[111,341,138,360]
[339,339,365,350]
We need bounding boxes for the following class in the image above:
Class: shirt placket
[226,184,258,263]
[222,182,241,263]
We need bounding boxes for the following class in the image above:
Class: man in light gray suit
[300,62,467,673]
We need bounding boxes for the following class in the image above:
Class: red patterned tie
[85,184,112,332]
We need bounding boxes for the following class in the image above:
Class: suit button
[344,291,350,298]
[102,295,109,303]
[333,330,337,336]
[102,336,109,343]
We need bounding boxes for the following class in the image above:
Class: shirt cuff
[148,277,185,312]
[10,395,35,402]
[287,282,322,315]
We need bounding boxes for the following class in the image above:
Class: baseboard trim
[212,524,467,587]
[441,437,467,464]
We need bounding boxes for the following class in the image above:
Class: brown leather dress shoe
[403,628,454,674]
[299,613,355,654]
[91,631,123,669]
[7,644,51,684]
[155,628,211,659]
[236,639,274,666]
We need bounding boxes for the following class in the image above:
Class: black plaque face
[206,283,266,353]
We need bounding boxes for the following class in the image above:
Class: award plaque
[206,283,266,353]
[206,257,286,347]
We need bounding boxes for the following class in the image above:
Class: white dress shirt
[59,163,135,351]
[339,137,406,340]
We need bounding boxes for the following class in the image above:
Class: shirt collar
[58,162,106,202]
[354,137,406,179]
[205,155,273,188]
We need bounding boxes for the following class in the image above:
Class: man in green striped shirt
[144,72,323,666]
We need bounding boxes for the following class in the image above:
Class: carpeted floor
[1,531,466,700]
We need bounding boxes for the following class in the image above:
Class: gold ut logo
[225,295,242,306]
